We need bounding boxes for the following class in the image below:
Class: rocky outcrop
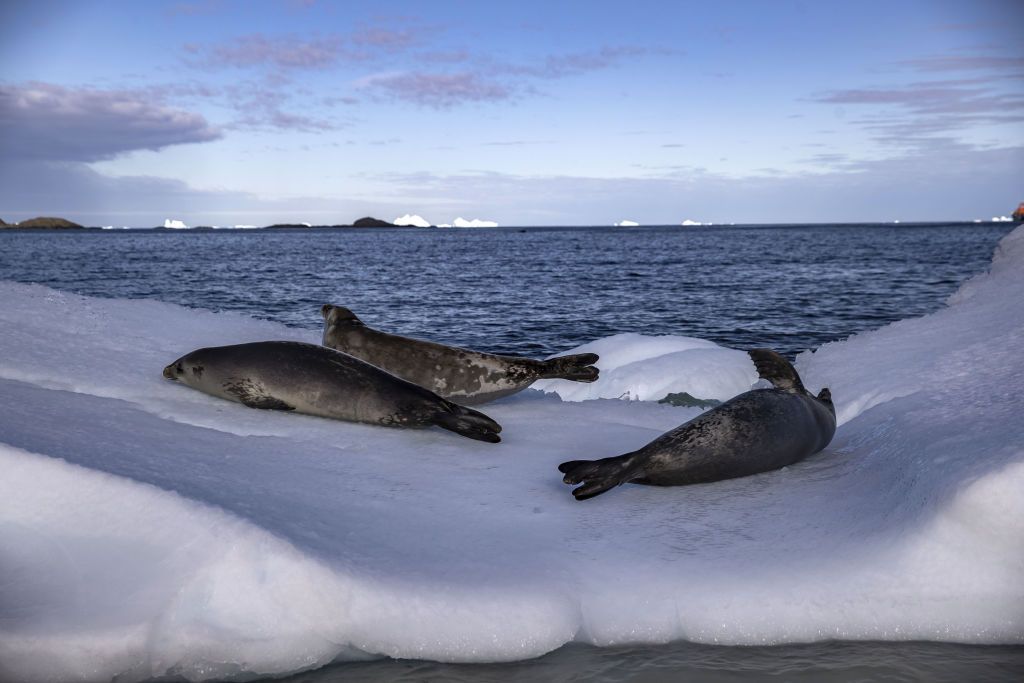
[352,217,394,228]
[1013,203,1024,222]
[0,216,84,229]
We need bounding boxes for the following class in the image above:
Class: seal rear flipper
[433,403,502,443]
[540,353,600,382]
[748,348,806,393]
[558,453,637,500]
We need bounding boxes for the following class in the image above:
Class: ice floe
[1,227,1023,681]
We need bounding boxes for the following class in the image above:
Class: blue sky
[1,0,1022,225]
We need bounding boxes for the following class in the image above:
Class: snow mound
[534,333,755,402]
[1,227,1023,681]
[394,214,431,227]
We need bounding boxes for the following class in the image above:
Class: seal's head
[163,359,184,380]
[321,304,363,326]
[816,387,835,415]
[163,351,208,384]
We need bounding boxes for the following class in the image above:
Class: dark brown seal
[162,341,502,442]
[558,349,836,499]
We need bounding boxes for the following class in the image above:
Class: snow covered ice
[1,227,1023,682]
[393,214,431,227]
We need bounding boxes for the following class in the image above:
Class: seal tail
[433,402,503,443]
[539,353,600,382]
[558,453,638,500]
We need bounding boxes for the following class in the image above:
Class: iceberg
[452,217,499,228]
[1,227,1023,682]
[163,219,188,229]
[614,220,639,227]
[680,219,703,226]
[992,216,1013,223]
[394,214,431,227]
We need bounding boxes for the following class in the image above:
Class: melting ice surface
[1,228,1023,682]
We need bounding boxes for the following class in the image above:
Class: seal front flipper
[558,453,638,500]
[432,402,502,443]
[222,379,296,410]
[539,353,600,382]
[748,348,805,393]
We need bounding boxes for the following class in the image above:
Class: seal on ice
[558,348,835,499]
[162,341,502,442]
[320,304,600,405]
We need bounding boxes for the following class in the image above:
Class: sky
[1,0,1022,226]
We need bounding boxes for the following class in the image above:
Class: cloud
[359,71,511,108]
[185,27,420,70]
[0,82,221,162]
[2,141,1020,226]
[0,160,374,226]
[365,140,1024,224]
[497,46,651,79]
[900,55,1024,73]
[187,34,348,69]
[356,45,656,108]
[811,69,1024,144]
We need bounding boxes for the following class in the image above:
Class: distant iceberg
[452,217,499,228]
[163,219,188,229]
[436,223,453,228]
[614,220,639,227]
[992,216,1013,223]
[394,214,431,227]
[680,219,703,226]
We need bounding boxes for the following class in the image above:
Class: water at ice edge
[1,227,1022,682]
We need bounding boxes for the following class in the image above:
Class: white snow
[394,214,431,227]
[680,219,703,226]
[453,217,499,228]
[1,227,1023,681]
[163,219,188,229]
[992,216,1013,222]
[614,220,640,227]
[533,333,755,402]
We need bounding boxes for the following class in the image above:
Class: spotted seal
[320,304,599,405]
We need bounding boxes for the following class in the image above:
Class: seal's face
[163,360,184,380]
[321,304,362,326]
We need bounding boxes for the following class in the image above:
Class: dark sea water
[1,222,1020,682]
[291,641,1024,683]
[0,223,1013,358]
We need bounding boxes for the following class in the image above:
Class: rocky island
[0,216,85,229]
[1013,203,1024,223]
[263,217,400,229]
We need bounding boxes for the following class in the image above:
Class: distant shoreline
[1,220,1021,232]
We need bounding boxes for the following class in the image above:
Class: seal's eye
[177,363,184,374]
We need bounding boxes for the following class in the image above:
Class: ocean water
[0,223,1012,357]
[1,222,1022,683]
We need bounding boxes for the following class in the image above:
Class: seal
[558,348,835,500]
[320,304,600,405]
[162,341,502,442]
